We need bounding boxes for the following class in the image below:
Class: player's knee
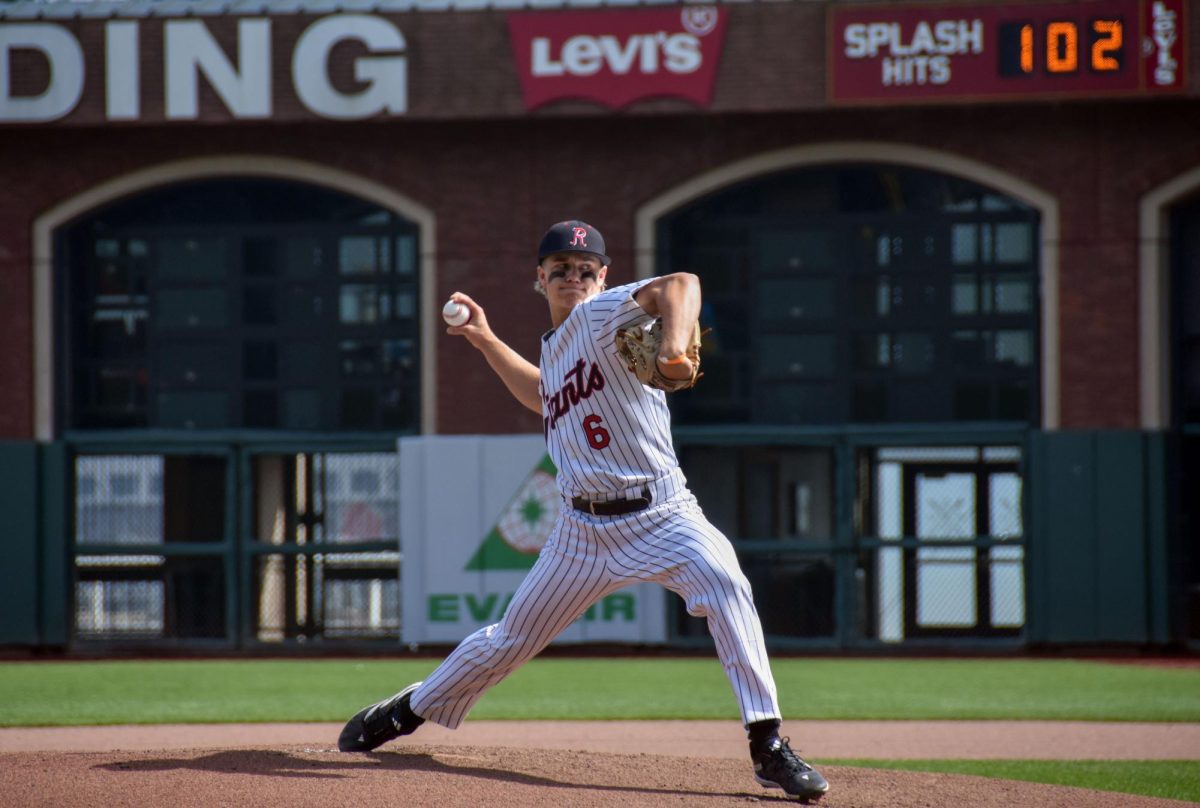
[684,593,710,618]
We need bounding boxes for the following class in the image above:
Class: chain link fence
[74,454,227,641]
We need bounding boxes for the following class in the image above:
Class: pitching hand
[444,292,494,349]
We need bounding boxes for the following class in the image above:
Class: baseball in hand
[442,299,470,327]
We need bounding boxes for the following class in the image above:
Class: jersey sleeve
[584,279,655,345]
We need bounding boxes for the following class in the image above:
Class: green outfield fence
[0,426,1181,652]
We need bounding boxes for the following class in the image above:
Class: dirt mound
[1,745,1192,808]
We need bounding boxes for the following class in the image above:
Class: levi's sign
[507,7,728,111]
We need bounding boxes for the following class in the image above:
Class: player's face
[539,252,607,312]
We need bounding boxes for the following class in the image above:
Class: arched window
[658,164,1040,425]
[58,178,421,431]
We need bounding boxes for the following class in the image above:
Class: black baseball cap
[537,220,610,266]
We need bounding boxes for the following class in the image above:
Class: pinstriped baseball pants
[408,470,782,729]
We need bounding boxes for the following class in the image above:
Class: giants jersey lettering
[539,280,676,497]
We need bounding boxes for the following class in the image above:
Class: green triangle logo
[465,454,558,571]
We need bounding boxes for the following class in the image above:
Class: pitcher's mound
[0,745,1190,807]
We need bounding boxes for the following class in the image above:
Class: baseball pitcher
[338,220,829,803]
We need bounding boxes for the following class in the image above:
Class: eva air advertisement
[398,435,667,645]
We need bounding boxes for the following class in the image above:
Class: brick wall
[1,0,1198,436]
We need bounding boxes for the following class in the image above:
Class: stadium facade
[0,0,1196,652]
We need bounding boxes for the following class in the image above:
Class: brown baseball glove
[614,318,704,393]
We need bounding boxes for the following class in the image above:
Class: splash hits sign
[829,0,1186,103]
[507,7,728,110]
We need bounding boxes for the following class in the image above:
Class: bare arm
[633,272,702,382]
[446,293,542,413]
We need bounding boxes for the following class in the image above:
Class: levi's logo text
[507,7,728,110]
[543,359,605,434]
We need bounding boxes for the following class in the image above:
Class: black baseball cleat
[752,736,830,803]
[338,681,424,752]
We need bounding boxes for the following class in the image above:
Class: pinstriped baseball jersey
[539,279,674,497]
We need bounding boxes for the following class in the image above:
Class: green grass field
[1,657,1197,801]
[826,759,1200,803]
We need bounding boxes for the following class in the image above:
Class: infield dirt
[2,721,1198,807]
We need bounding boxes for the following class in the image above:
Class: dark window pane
[96,259,130,295]
[854,334,890,371]
[341,339,415,378]
[379,388,409,428]
[889,278,939,318]
[159,344,229,387]
[341,340,377,377]
[953,330,987,370]
[244,391,277,427]
[758,278,835,321]
[894,333,934,374]
[703,301,749,351]
[754,383,837,423]
[285,286,324,325]
[758,335,837,378]
[996,380,1031,420]
[160,455,228,542]
[158,392,228,429]
[757,230,837,271]
[96,366,138,410]
[892,380,947,420]
[284,238,323,279]
[283,390,320,429]
[244,238,276,277]
[157,238,227,281]
[382,340,415,375]
[243,286,277,326]
[341,389,375,428]
[282,343,322,385]
[686,247,748,293]
[91,312,147,356]
[158,289,227,329]
[852,382,886,421]
[852,277,891,318]
[954,382,991,420]
[244,342,278,381]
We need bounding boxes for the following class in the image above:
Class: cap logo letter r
[570,227,588,248]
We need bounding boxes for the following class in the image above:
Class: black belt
[570,487,652,516]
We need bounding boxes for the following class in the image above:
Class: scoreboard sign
[829,0,1186,103]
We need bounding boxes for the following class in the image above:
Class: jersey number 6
[582,414,610,450]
